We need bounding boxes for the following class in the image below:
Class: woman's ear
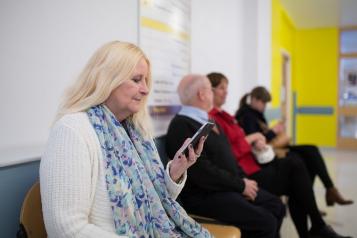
[250,97,256,105]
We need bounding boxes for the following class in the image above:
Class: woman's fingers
[177,153,186,160]
[170,136,206,182]
[195,136,206,156]
[188,144,197,162]
[175,138,191,158]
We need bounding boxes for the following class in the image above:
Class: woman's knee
[288,154,306,169]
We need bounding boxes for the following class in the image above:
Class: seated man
[166,74,285,238]
[206,72,352,238]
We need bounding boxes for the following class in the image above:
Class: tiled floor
[281,148,357,237]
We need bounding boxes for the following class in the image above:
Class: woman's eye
[132,76,142,83]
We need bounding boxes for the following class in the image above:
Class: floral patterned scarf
[87,105,211,238]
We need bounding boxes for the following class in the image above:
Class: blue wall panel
[0,160,40,238]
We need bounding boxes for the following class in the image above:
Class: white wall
[191,0,272,114]
[242,0,272,92]
[257,0,272,90]
[0,0,272,163]
[191,0,244,114]
[0,0,138,160]
[242,0,259,95]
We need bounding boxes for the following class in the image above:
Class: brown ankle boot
[325,187,354,206]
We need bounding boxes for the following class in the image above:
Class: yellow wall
[295,28,338,146]
[271,0,338,146]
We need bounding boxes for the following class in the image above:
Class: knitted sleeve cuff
[165,160,187,199]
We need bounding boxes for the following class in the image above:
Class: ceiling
[280,0,357,29]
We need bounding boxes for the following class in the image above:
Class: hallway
[281,148,357,237]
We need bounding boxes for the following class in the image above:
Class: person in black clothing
[203,72,351,238]
[236,86,353,207]
[166,74,285,238]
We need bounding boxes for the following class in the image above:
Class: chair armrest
[190,214,222,224]
[201,223,241,238]
[190,214,241,238]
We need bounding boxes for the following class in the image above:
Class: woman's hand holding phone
[178,121,214,156]
[168,122,213,182]
[169,136,206,183]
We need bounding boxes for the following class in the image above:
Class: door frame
[281,49,292,137]
[337,26,357,149]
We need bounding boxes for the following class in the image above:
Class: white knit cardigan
[40,112,187,238]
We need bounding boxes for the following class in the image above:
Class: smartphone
[179,121,215,157]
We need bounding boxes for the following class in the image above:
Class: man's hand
[242,178,258,201]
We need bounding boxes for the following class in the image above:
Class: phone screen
[179,121,214,156]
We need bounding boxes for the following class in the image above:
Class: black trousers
[288,145,334,189]
[249,154,326,238]
[181,189,285,238]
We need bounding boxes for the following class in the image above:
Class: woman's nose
[140,81,149,95]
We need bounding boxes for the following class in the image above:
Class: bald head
[177,74,213,111]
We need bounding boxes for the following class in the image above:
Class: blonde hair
[56,41,153,136]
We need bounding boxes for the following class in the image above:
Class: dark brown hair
[206,72,228,88]
[239,86,271,108]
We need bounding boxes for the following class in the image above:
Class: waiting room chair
[17,181,47,238]
[17,162,241,238]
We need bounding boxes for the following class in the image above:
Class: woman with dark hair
[236,86,353,207]
[207,72,352,238]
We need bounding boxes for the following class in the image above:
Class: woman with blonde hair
[40,41,211,238]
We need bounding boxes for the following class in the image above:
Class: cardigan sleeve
[165,160,187,199]
[40,122,125,238]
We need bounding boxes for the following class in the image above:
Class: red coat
[209,108,261,175]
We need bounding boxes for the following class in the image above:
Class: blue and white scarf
[87,105,211,238]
